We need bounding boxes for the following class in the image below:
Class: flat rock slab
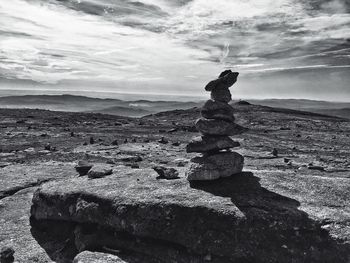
[31,168,350,263]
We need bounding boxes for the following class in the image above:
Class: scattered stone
[272,148,278,157]
[75,160,93,176]
[44,143,51,151]
[186,152,244,181]
[174,158,188,167]
[115,122,123,126]
[172,141,181,146]
[0,162,11,168]
[187,136,240,153]
[87,164,113,179]
[284,158,291,163]
[111,139,119,146]
[123,139,128,143]
[83,142,88,146]
[143,138,150,143]
[201,100,235,122]
[153,166,179,179]
[158,137,169,144]
[70,131,75,137]
[132,138,137,143]
[131,163,140,169]
[195,118,246,136]
[167,128,178,133]
[308,164,325,171]
[0,246,15,263]
[90,137,95,144]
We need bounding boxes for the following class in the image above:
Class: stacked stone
[186,70,247,181]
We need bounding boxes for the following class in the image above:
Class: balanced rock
[205,71,239,91]
[210,88,232,103]
[186,152,244,181]
[201,100,235,122]
[195,118,247,136]
[186,136,240,153]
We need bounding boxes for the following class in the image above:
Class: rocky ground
[0,104,349,262]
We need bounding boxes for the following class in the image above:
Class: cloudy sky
[0,0,349,101]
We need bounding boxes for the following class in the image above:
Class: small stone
[210,88,232,103]
[89,137,95,144]
[75,160,93,176]
[195,118,247,136]
[0,246,15,263]
[308,164,325,171]
[272,148,278,157]
[186,151,244,181]
[87,164,113,179]
[131,163,139,169]
[158,137,168,144]
[111,139,119,146]
[44,143,51,151]
[187,136,240,153]
[172,141,181,146]
[201,100,235,122]
[153,166,179,179]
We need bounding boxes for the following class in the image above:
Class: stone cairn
[186,70,247,181]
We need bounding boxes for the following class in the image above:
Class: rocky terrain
[1,103,350,262]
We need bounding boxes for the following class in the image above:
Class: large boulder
[186,136,240,153]
[186,151,244,181]
[30,169,350,263]
[201,100,235,122]
[195,118,247,136]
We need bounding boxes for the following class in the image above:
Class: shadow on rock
[190,172,349,263]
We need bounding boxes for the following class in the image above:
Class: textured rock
[152,166,179,179]
[87,164,113,179]
[195,118,247,136]
[75,160,93,176]
[73,251,127,263]
[186,152,244,181]
[186,136,240,153]
[201,100,235,122]
[210,88,232,103]
[205,71,239,91]
[30,168,350,263]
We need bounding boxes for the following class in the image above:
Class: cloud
[0,0,349,100]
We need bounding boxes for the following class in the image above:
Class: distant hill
[92,106,151,117]
[246,99,350,119]
[0,94,201,117]
[0,94,349,119]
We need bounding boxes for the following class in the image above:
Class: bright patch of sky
[0,0,349,100]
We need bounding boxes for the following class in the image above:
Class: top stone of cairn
[205,70,239,92]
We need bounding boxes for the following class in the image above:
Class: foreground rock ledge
[30,169,349,263]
